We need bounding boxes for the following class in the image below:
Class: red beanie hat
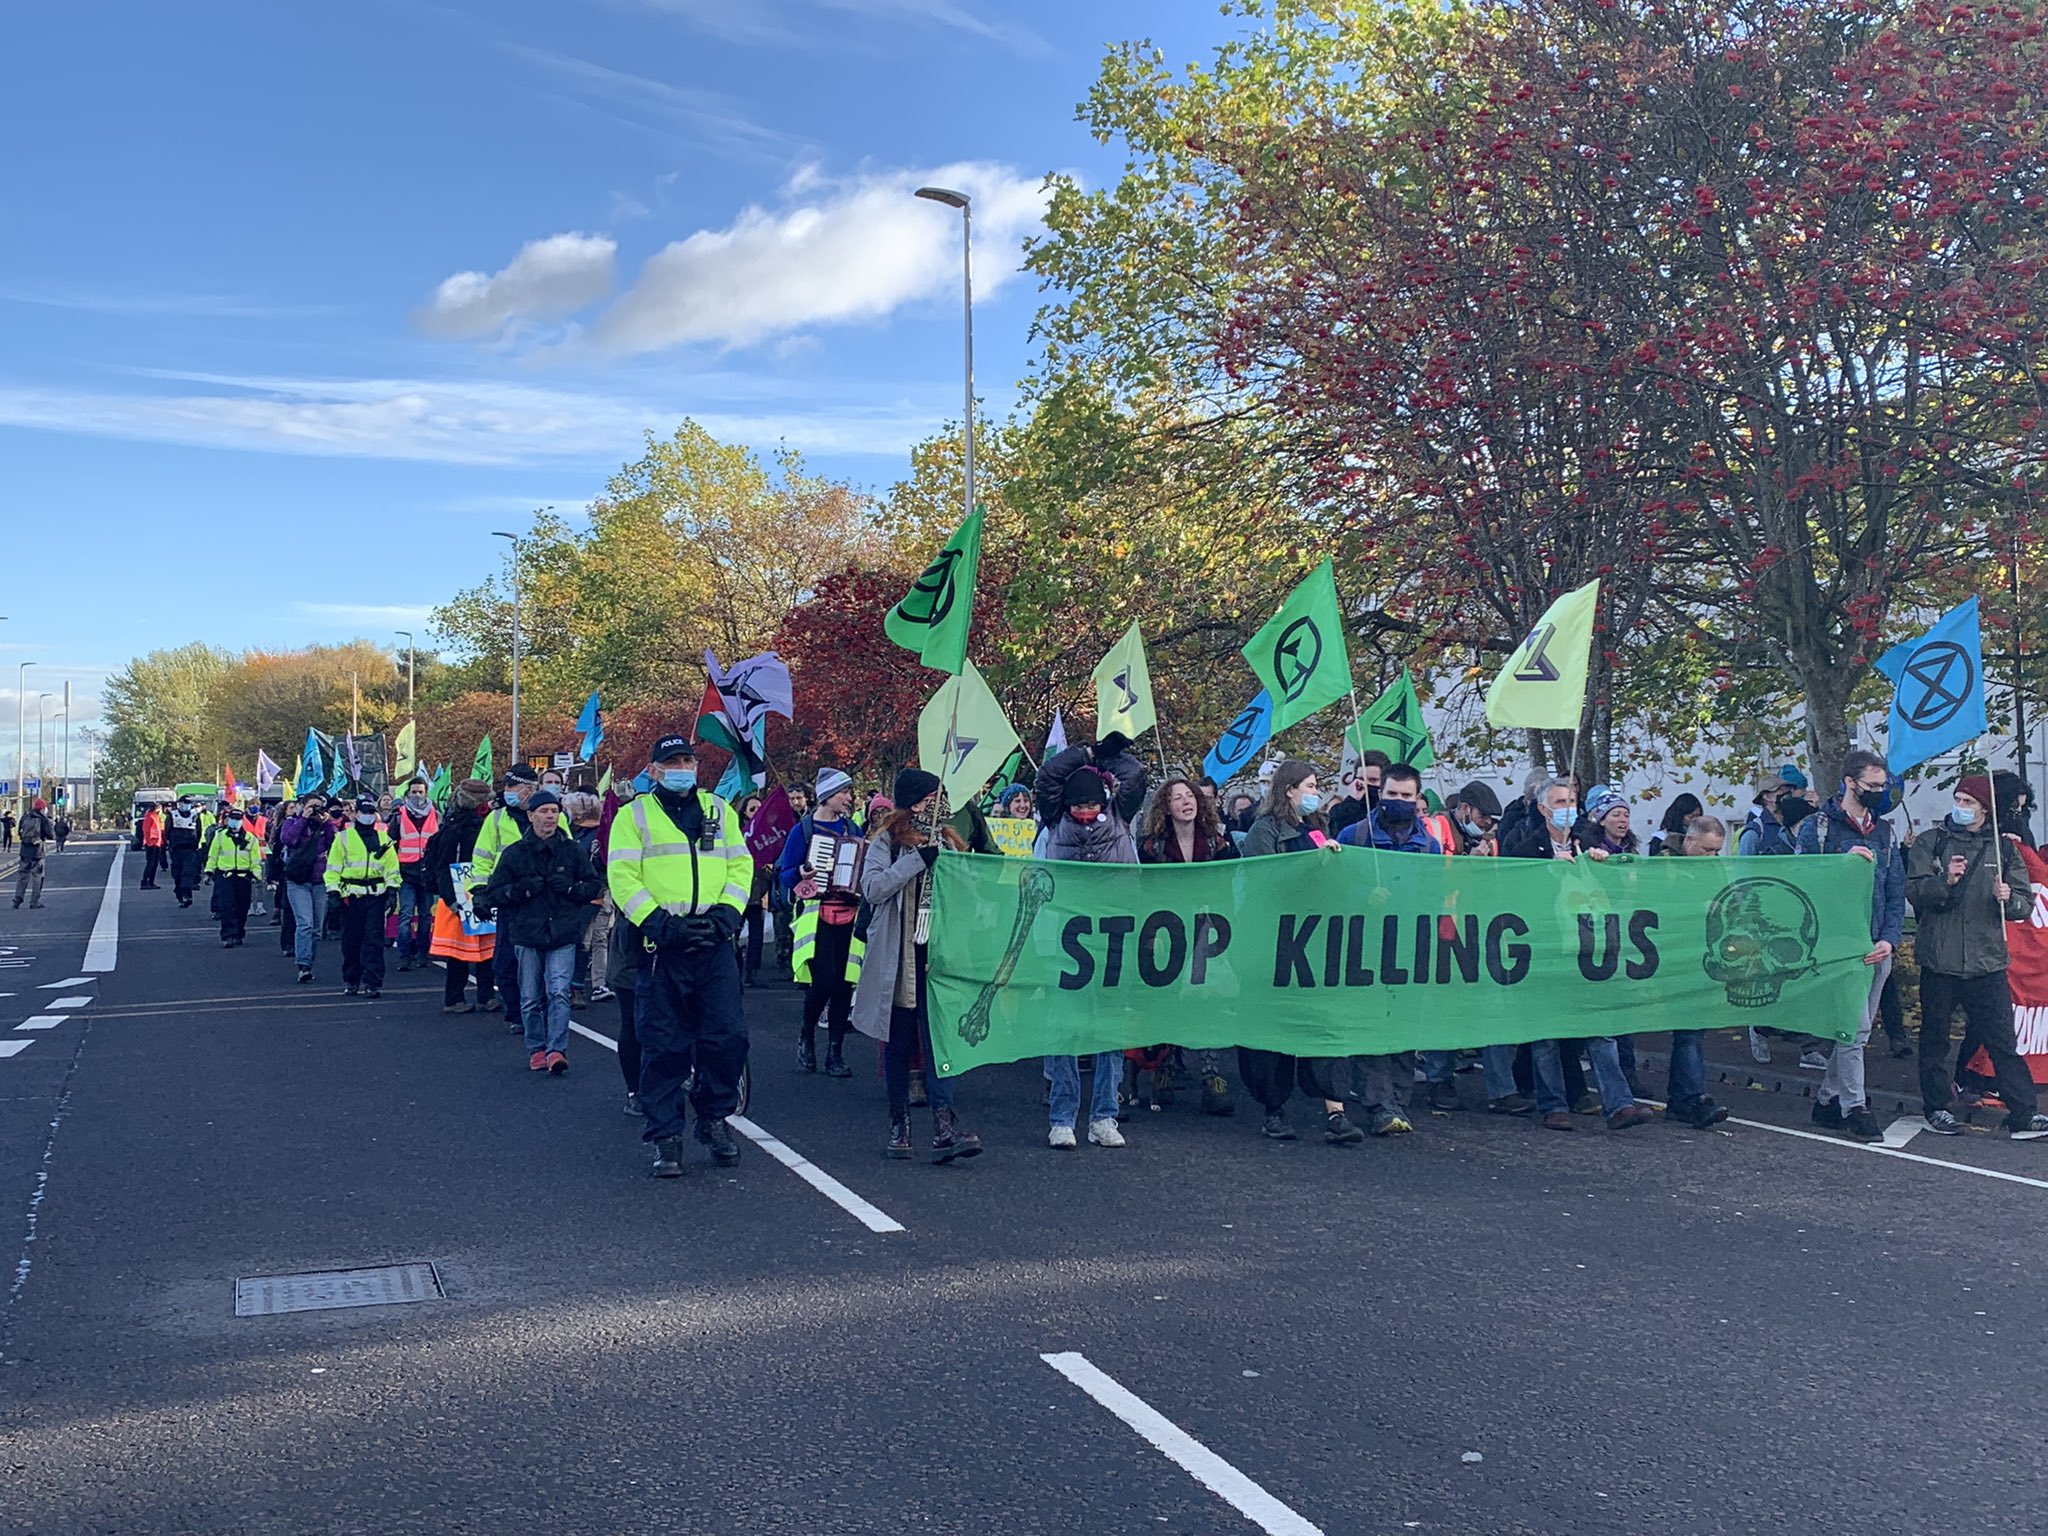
[1957,774,1994,809]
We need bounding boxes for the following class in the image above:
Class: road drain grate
[235,1262,444,1317]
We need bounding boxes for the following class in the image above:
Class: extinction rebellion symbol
[1899,641,1974,732]
[1271,617,1324,702]
[1214,706,1265,770]
[894,547,962,628]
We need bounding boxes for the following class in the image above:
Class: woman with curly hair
[1132,776,1240,1114]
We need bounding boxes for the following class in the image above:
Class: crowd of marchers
[125,727,2048,1178]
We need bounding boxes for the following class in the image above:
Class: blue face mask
[1297,791,1322,815]
[629,770,653,796]
[1951,804,1978,827]
[1551,805,1577,830]
[660,769,697,794]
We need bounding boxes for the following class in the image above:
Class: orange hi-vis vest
[396,804,439,864]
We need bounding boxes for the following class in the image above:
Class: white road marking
[1725,1113,2048,1191]
[82,842,124,972]
[38,977,92,990]
[565,1020,906,1235]
[0,1042,30,1058]
[1042,1351,1325,1536]
[14,1019,62,1031]
[45,997,91,1009]
[1881,1116,1925,1149]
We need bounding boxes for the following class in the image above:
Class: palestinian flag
[695,680,765,788]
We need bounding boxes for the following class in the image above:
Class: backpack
[284,827,322,883]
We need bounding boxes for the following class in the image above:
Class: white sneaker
[1048,1124,1077,1150]
[1087,1117,1126,1148]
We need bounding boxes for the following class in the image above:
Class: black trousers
[491,937,521,1024]
[1236,1047,1297,1112]
[635,942,747,1141]
[216,877,252,942]
[615,981,640,1095]
[141,846,164,886]
[278,883,296,953]
[801,919,856,1047]
[1920,969,2037,1122]
[337,895,388,991]
[441,957,495,1007]
[170,846,200,900]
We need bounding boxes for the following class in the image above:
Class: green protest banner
[925,849,1875,1076]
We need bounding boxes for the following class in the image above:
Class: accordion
[807,830,867,899]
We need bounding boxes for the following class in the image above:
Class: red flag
[223,762,240,802]
[1974,840,2048,1086]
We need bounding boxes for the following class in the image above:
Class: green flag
[1090,621,1156,740]
[1486,579,1600,730]
[917,660,1021,805]
[393,719,417,782]
[925,846,1875,1076]
[428,763,452,810]
[473,735,493,783]
[1346,669,1435,770]
[1242,558,1351,734]
[596,765,613,798]
[885,507,983,674]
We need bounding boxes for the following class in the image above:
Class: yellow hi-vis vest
[467,806,522,894]
[606,790,749,929]
[203,827,265,878]
[324,825,400,896]
[791,901,865,986]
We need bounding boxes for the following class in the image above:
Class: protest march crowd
[130,532,2048,1178]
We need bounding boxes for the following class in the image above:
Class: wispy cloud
[817,0,1049,55]
[498,42,797,161]
[619,0,1048,55]
[0,373,947,464]
[0,288,341,320]
[296,602,438,628]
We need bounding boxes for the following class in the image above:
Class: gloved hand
[676,915,723,952]
[704,905,744,943]
[546,869,573,895]
[640,910,684,950]
[918,845,940,872]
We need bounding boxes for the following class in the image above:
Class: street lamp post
[36,692,53,792]
[13,660,30,816]
[914,186,975,528]
[395,630,416,769]
[62,680,70,813]
[493,532,523,762]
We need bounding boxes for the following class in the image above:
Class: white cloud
[499,43,797,160]
[589,162,1051,354]
[414,233,617,341]
[0,373,947,464]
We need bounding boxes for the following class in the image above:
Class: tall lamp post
[36,692,53,793]
[914,186,975,527]
[61,679,70,812]
[395,630,415,769]
[492,531,523,762]
[13,660,30,816]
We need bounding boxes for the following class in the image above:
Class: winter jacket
[1502,817,1579,860]
[777,813,863,897]
[16,810,52,863]
[1737,811,1795,858]
[1336,806,1441,854]
[324,825,399,897]
[1242,812,1318,858]
[1326,791,1374,840]
[1038,810,1139,864]
[484,827,600,951]
[203,826,264,879]
[278,813,335,883]
[424,804,487,907]
[1905,821,2031,979]
[1138,827,1239,863]
[1793,795,1905,949]
[1035,742,1146,827]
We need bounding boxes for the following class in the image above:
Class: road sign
[0,780,11,795]
[23,777,40,792]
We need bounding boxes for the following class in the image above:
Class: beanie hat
[998,782,1031,806]
[1958,773,1995,810]
[1094,731,1134,761]
[456,777,492,809]
[815,767,853,800]
[893,767,941,810]
[1778,763,1809,791]
[1457,780,1504,819]
[526,786,562,811]
[1063,767,1111,809]
[1586,787,1627,822]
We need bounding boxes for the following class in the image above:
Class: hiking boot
[795,1034,817,1073]
[1087,1117,1126,1148]
[1925,1109,1965,1136]
[1200,1072,1236,1116]
[1324,1111,1365,1145]
[1812,1097,1844,1130]
[546,1051,568,1075]
[1487,1093,1536,1116]
[930,1108,982,1163]
[1261,1111,1296,1142]
[623,1092,641,1117]
[528,1050,548,1072]
[1370,1108,1413,1136]
[823,1044,853,1079]
[1607,1104,1654,1131]
[651,1138,685,1178]
[1571,1092,1602,1115]
[697,1118,742,1167]
[1841,1105,1883,1142]
[908,1069,929,1107]
[886,1116,914,1159]
[1426,1079,1460,1113]
[1048,1123,1077,1150]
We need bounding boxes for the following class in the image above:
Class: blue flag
[1203,690,1274,784]
[577,691,604,762]
[295,728,325,795]
[1874,597,1987,772]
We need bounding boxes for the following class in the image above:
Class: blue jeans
[517,944,575,1054]
[1667,1030,1707,1106]
[286,882,326,969]
[1532,1036,1633,1116]
[1046,1054,1120,1127]
[396,878,430,962]
[1423,1045,1518,1100]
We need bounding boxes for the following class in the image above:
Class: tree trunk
[1793,652,1857,790]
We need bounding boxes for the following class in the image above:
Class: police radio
[698,795,722,854]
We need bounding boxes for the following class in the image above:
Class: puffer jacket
[1035,742,1146,827]
[1906,821,2031,978]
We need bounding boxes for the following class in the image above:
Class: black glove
[918,845,940,871]
[677,915,723,951]
[705,905,744,942]
[641,910,684,950]
[546,869,573,895]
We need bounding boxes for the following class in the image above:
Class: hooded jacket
[1794,794,1904,948]
[1906,820,2031,978]
[1035,742,1145,827]
[1337,805,1441,854]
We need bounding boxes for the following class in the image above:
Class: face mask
[227,817,244,828]
[1069,805,1103,824]
[357,813,377,826]
[407,793,427,808]
[1458,816,1484,838]
[660,769,697,794]
[629,770,653,797]
[1863,787,1895,817]
[1950,804,1979,827]
[1550,805,1577,830]
[1380,799,1416,825]
[1297,791,1322,815]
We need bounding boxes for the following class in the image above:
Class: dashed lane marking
[45,997,91,1009]
[14,1019,62,1031]
[38,977,93,990]
[0,1042,29,1059]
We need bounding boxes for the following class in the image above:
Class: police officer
[607,734,751,1178]
[470,763,539,1032]
[326,794,400,998]
[203,802,265,946]
[166,796,204,907]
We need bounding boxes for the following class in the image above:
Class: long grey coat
[850,826,928,1044]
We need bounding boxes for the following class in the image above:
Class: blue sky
[0,0,1236,745]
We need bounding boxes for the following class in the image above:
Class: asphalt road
[2,838,2044,1535]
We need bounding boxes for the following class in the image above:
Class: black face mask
[1380,799,1417,827]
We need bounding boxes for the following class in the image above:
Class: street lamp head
[492,530,518,542]
[915,186,970,210]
